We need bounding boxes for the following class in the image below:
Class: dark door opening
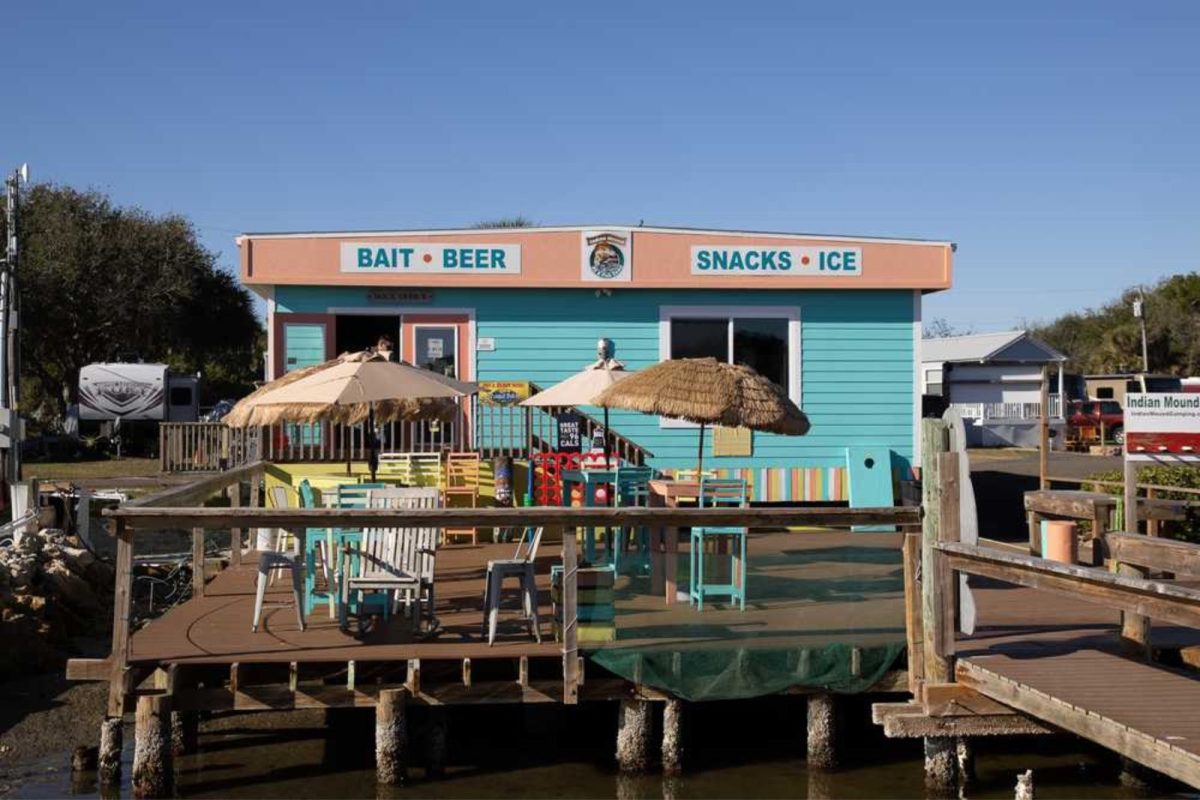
[335,315,400,357]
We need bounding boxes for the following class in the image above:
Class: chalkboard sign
[556,412,583,452]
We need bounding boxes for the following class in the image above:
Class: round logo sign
[589,242,625,279]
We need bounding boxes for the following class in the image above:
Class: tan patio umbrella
[520,356,633,467]
[225,350,475,480]
[594,357,810,476]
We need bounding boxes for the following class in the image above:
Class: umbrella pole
[368,403,378,482]
[603,407,612,473]
[697,422,705,479]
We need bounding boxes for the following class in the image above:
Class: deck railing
[160,390,652,472]
[906,420,1200,786]
[947,395,1063,421]
[90,460,918,716]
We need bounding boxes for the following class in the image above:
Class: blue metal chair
[689,477,748,611]
[611,466,654,574]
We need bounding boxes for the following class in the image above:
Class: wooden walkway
[949,548,1200,787]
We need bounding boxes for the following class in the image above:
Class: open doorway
[335,314,400,357]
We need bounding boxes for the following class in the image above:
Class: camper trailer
[1084,373,1182,405]
[78,363,199,423]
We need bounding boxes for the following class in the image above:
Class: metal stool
[251,551,307,632]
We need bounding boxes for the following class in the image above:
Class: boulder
[42,559,98,610]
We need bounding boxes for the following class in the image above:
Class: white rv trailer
[78,363,199,422]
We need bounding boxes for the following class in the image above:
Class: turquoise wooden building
[238,225,953,503]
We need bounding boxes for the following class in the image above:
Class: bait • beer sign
[690,246,862,276]
[581,230,632,283]
[340,243,522,274]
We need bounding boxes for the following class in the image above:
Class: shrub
[1085,465,1200,540]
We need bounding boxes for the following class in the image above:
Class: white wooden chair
[339,487,441,633]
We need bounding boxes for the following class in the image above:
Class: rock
[3,553,39,588]
[58,546,96,574]
[42,560,97,610]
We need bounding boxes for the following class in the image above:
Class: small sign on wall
[581,230,633,283]
[556,412,583,452]
[713,426,753,457]
[477,337,496,352]
[479,381,532,407]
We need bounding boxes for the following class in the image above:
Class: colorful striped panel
[664,467,850,503]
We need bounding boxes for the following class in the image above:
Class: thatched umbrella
[594,357,809,476]
[225,351,474,480]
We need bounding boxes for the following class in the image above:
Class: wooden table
[1024,490,1116,562]
[649,480,702,605]
[560,469,618,563]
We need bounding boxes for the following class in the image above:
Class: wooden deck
[950,556,1200,787]
[129,531,908,666]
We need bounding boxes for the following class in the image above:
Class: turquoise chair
[297,479,336,617]
[689,478,748,611]
[335,483,388,615]
[611,466,654,574]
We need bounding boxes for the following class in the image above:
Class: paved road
[966,449,1122,541]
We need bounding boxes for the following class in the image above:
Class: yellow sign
[713,426,753,457]
[479,381,532,407]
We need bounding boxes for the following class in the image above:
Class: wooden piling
[375,688,408,785]
[923,736,957,796]
[1015,769,1034,800]
[170,709,199,756]
[662,698,683,776]
[98,717,123,785]
[615,697,651,773]
[427,706,448,777]
[957,737,976,785]
[132,695,173,798]
[806,694,837,771]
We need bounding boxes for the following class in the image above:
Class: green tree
[1033,274,1200,375]
[472,216,534,228]
[4,184,263,427]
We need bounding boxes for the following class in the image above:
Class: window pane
[734,318,788,389]
[670,319,728,361]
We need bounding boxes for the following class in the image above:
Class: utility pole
[1133,287,1149,374]
[2,164,28,487]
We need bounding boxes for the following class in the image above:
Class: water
[6,698,1195,799]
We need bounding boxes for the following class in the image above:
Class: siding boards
[277,287,916,470]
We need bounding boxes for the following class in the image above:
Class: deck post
[375,687,408,785]
[427,706,448,777]
[562,527,580,704]
[615,698,651,773]
[98,717,123,784]
[192,527,206,598]
[132,694,173,798]
[806,694,837,771]
[662,697,683,776]
[229,478,243,568]
[923,736,957,796]
[921,424,957,795]
[107,518,134,720]
[170,709,198,756]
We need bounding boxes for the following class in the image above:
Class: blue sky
[6,1,1197,328]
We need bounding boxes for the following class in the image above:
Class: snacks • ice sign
[340,243,522,274]
[691,246,862,276]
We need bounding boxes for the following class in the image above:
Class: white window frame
[658,305,801,429]
[410,323,460,379]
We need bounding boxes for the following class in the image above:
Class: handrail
[105,503,919,531]
[1049,474,1200,499]
[936,539,1200,628]
[126,460,267,509]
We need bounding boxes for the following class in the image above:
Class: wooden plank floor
[956,548,1200,787]
[129,531,909,666]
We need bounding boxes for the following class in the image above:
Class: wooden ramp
[959,648,1200,787]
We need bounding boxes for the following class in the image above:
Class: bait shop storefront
[237,225,952,504]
